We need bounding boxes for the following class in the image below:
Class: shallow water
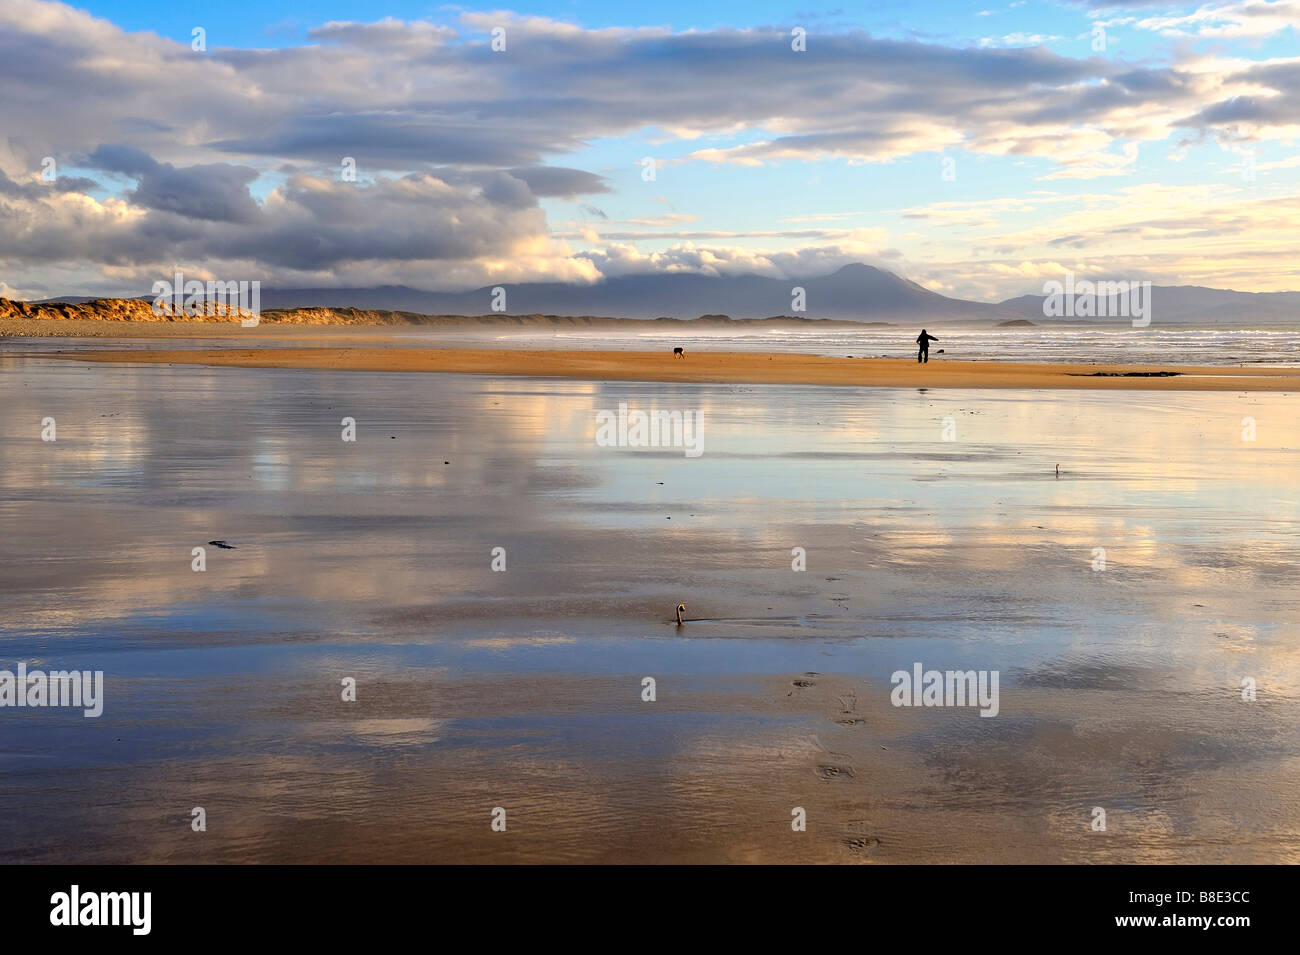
[441,323,1300,366]
[9,322,1300,367]
[1,354,1297,862]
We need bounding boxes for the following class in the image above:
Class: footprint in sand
[842,836,881,857]
[816,763,856,780]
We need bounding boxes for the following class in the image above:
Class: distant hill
[28,264,1010,322]
[19,265,1300,324]
[1001,286,1300,324]
[242,264,1014,322]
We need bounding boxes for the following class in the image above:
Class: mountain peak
[242,262,1003,321]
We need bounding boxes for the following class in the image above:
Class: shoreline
[29,344,1300,390]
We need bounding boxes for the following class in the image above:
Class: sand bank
[37,345,1300,390]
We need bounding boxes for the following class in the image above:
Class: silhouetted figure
[916,329,939,363]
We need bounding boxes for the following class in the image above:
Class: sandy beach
[38,343,1300,390]
[8,0,1300,895]
[3,349,1298,863]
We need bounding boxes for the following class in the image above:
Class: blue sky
[64,0,1300,58]
[70,2,1082,45]
[1,0,1297,300]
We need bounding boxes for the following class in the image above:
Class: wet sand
[39,344,1300,390]
[3,349,1300,863]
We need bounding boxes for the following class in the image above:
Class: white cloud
[1137,1,1300,39]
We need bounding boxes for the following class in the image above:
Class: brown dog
[673,347,685,358]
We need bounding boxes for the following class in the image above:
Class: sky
[0,0,1297,302]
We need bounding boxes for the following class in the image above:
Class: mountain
[182,264,1017,322]
[22,265,1300,324]
[1002,286,1300,324]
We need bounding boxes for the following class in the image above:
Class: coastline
[33,344,1300,391]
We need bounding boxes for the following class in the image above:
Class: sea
[401,322,1300,367]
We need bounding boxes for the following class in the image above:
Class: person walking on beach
[916,329,939,363]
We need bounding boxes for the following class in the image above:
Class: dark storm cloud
[506,167,611,198]
[0,168,99,198]
[86,145,159,177]
[86,146,262,223]
[132,164,261,223]
[208,114,562,168]
[187,187,545,271]
[0,163,550,273]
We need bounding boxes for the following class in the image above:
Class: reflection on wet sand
[1,356,1297,862]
